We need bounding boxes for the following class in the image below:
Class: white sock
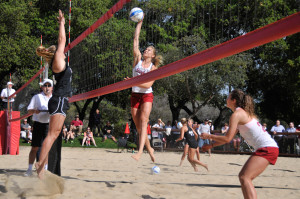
[28,164,33,171]
[44,164,48,170]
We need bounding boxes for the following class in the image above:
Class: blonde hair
[149,46,163,67]
[36,45,56,63]
[181,118,187,125]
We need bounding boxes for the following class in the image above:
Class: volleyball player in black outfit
[35,10,71,179]
[176,118,208,172]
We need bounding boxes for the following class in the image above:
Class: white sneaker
[24,170,33,177]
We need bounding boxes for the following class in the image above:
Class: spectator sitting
[102,121,117,143]
[82,127,97,147]
[152,118,165,141]
[20,119,31,143]
[69,115,83,137]
[27,126,33,143]
[65,126,75,143]
[62,124,68,140]
[270,120,285,153]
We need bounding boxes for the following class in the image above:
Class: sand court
[0,146,299,199]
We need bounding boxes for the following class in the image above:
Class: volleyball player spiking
[128,13,163,162]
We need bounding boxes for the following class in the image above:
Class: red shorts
[253,147,279,165]
[131,92,154,109]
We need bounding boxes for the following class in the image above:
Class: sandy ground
[0,146,299,199]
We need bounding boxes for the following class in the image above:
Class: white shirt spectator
[1,87,16,102]
[197,123,211,135]
[152,122,164,138]
[27,92,52,123]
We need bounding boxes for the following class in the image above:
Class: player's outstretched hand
[201,133,210,139]
[57,9,65,24]
[202,144,212,152]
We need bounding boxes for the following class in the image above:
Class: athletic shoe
[24,170,33,177]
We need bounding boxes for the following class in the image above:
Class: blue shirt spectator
[270,120,285,137]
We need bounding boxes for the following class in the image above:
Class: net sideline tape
[69,11,300,103]
[7,67,45,101]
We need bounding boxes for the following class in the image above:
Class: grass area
[19,136,137,149]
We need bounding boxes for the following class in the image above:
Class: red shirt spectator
[71,115,83,126]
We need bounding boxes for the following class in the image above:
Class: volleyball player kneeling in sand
[35,10,72,179]
[201,89,279,199]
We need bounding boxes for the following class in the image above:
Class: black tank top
[51,62,72,97]
[184,126,197,147]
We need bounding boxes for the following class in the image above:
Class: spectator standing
[91,109,102,137]
[69,115,83,137]
[165,121,172,148]
[129,117,138,145]
[270,120,285,153]
[286,122,297,154]
[24,79,53,176]
[103,121,117,142]
[208,120,214,132]
[262,123,267,131]
[1,81,16,110]
[198,119,211,156]
[221,123,230,151]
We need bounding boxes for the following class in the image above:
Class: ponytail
[149,46,163,67]
[230,89,256,117]
[152,54,163,67]
[36,45,56,63]
[181,118,187,125]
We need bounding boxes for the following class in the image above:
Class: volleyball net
[2,0,300,154]
[5,0,300,121]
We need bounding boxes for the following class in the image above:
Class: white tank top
[237,118,278,151]
[132,60,153,93]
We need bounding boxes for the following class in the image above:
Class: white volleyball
[152,166,160,174]
[129,7,144,22]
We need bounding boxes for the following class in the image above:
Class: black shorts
[31,122,49,147]
[48,96,69,116]
[187,140,198,149]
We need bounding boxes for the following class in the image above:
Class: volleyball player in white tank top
[201,89,279,199]
[127,14,162,162]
